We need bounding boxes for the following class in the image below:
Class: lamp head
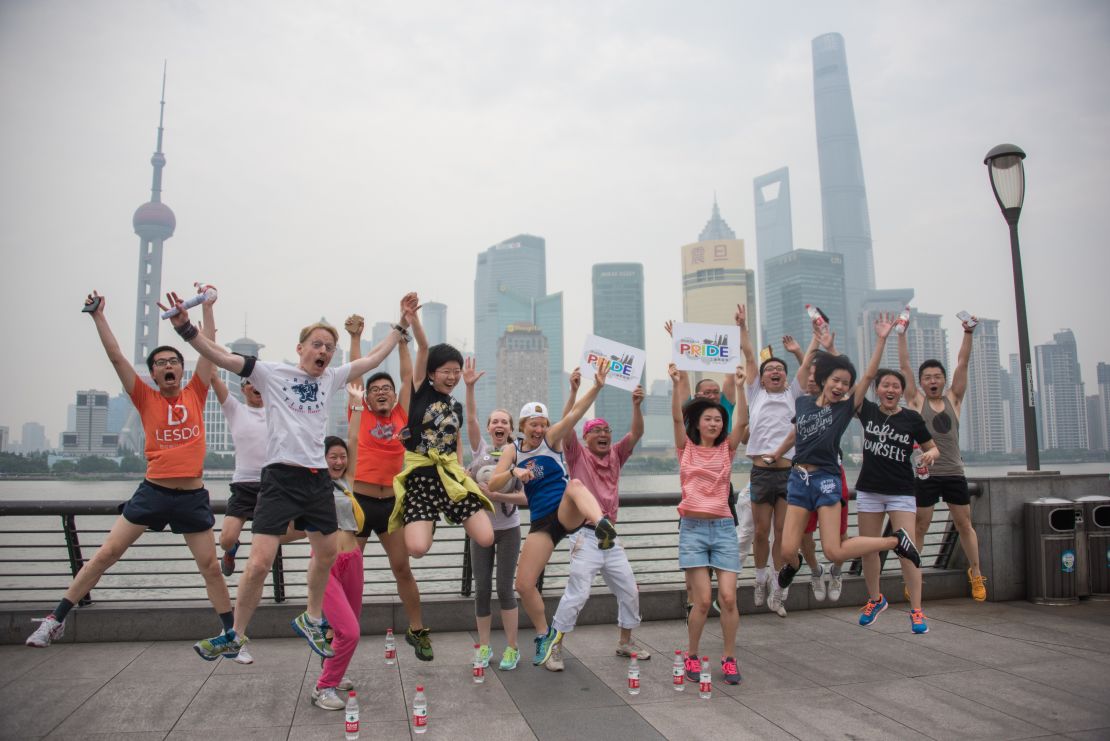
[985,143,1026,219]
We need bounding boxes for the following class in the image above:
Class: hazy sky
[2,1,1109,442]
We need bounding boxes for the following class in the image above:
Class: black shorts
[120,480,215,534]
[750,466,790,505]
[915,475,971,508]
[225,482,261,520]
[252,464,337,536]
[402,466,484,526]
[354,493,394,538]
[528,510,584,548]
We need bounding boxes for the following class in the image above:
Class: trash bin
[1024,497,1081,605]
[1075,495,1110,600]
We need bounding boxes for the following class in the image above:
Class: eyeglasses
[152,358,182,368]
[367,385,395,395]
[309,341,336,352]
[587,427,612,434]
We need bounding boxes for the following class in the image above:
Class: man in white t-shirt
[162,289,418,661]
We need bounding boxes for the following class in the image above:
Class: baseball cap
[519,402,549,421]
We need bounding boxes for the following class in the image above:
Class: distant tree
[75,456,120,474]
[204,451,235,470]
[52,459,77,474]
[0,451,51,474]
[118,453,147,473]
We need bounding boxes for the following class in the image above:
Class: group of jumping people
[25,285,987,708]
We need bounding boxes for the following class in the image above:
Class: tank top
[919,396,965,477]
[515,438,568,521]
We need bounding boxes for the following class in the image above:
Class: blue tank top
[515,438,568,521]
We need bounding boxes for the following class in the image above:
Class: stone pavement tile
[1004,656,1110,704]
[813,603,907,635]
[167,728,289,741]
[50,673,205,736]
[173,672,304,730]
[391,629,478,667]
[572,647,709,705]
[498,655,625,712]
[116,640,219,678]
[287,721,411,740]
[750,608,882,643]
[1049,644,1110,665]
[815,630,981,677]
[625,619,701,654]
[712,646,819,697]
[46,732,167,740]
[525,705,666,741]
[213,637,312,675]
[974,621,1110,654]
[292,668,407,725]
[418,713,539,741]
[886,619,1074,667]
[735,686,933,740]
[743,639,902,687]
[0,645,55,688]
[0,676,105,741]
[917,599,1035,627]
[29,641,152,679]
[555,623,629,657]
[831,677,1047,740]
[395,662,518,720]
[632,696,796,740]
[918,668,1110,734]
[1065,730,1110,740]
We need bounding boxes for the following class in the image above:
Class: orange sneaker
[968,569,987,601]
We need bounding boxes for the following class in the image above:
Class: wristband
[174,321,199,341]
[964,330,974,334]
[391,323,411,341]
[349,405,363,412]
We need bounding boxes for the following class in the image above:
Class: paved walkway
[2,598,1109,740]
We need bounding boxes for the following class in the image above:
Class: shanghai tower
[812,32,874,359]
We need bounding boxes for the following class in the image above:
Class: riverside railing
[0,487,974,605]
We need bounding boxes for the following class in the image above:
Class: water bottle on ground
[672,650,685,692]
[344,691,359,740]
[627,652,640,695]
[912,444,930,480]
[699,656,712,699]
[893,305,911,334]
[472,643,486,684]
[412,685,428,734]
[385,628,396,665]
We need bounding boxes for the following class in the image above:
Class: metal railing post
[271,543,286,603]
[61,514,92,606]
[460,535,472,597]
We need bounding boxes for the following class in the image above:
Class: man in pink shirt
[550,369,649,660]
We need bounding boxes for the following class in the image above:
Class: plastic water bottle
[912,444,930,480]
[893,306,911,334]
[384,628,396,665]
[805,304,827,329]
[956,310,978,329]
[698,656,712,699]
[672,650,685,692]
[159,283,217,319]
[344,691,359,740]
[627,652,640,695]
[472,643,486,684]
[412,685,428,734]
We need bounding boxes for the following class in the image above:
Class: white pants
[551,529,641,633]
[736,489,754,572]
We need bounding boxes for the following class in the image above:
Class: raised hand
[782,335,800,354]
[347,382,364,407]
[84,290,105,315]
[400,293,420,326]
[816,321,837,352]
[874,311,894,339]
[735,304,747,329]
[921,447,939,467]
[961,316,978,333]
[345,314,365,336]
[568,366,582,392]
[463,356,485,387]
[734,365,746,387]
[157,291,190,327]
[663,320,674,337]
[632,385,645,406]
[667,363,681,384]
[198,283,218,304]
[592,358,611,387]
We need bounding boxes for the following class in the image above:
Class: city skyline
[2,2,1109,439]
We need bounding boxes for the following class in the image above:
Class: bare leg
[948,504,982,577]
[716,569,739,657]
[220,516,245,553]
[801,532,821,570]
[502,607,519,649]
[858,511,886,601]
[915,506,935,561]
[304,530,338,620]
[62,516,147,604]
[183,530,232,614]
[515,532,556,636]
[771,497,788,569]
[379,529,423,630]
[752,502,773,570]
[232,533,279,634]
[890,511,922,610]
[556,480,603,530]
[818,504,901,563]
[686,567,711,656]
[462,508,494,548]
[404,521,436,558]
[476,614,492,647]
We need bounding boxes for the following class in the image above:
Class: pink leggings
[317,549,364,689]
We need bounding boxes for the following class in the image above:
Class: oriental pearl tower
[131,66,176,366]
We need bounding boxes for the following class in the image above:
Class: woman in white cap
[488,360,616,671]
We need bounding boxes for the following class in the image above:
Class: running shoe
[858,595,888,627]
[337,676,354,691]
[827,568,843,602]
[810,564,827,602]
[500,646,520,670]
[721,656,742,685]
[594,517,618,550]
[892,528,922,567]
[220,542,239,577]
[232,645,254,665]
[910,609,929,634]
[771,584,789,618]
[544,641,565,672]
[194,629,246,661]
[311,685,346,711]
[616,641,651,660]
[777,561,799,589]
[477,644,493,668]
[684,653,701,682]
[753,576,768,607]
[969,569,988,602]
[405,626,434,661]
[25,614,64,648]
[292,612,334,658]
[533,627,562,666]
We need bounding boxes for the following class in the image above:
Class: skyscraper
[496,325,548,421]
[1035,329,1088,450]
[753,169,795,339]
[1008,353,1026,453]
[763,249,846,360]
[21,422,47,453]
[62,390,119,456]
[1086,395,1106,451]
[813,32,875,360]
[965,319,1007,454]
[592,263,645,438]
[1098,362,1110,453]
[422,302,447,347]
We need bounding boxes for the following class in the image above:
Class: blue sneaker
[910,608,929,634]
[292,612,334,658]
[533,627,562,666]
[194,629,246,661]
[858,595,888,627]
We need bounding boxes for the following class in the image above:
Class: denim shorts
[856,490,917,514]
[786,468,844,512]
[678,517,741,573]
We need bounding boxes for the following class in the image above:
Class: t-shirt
[516,438,569,521]
[351,404,407,486]
[855,399,933,495]
[404,379,463,456]
[130,373,209,480]
[562,432,634,522]
[221,394,267,483]
[677,442,734,519]
[246,361,352,469]
[466,437,521,530]
[332,478,364,533]
[793,395,856,474]
[745,379,803,459]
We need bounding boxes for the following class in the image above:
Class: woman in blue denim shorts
[669,363,748,686]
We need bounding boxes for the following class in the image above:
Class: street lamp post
[984,143,1039,471]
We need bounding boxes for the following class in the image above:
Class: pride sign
[671,322,740,372]
[579,334,645,392]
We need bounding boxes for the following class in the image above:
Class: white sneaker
[312,685,346,711]
[232,645,254,665]
[827,568,843,602]
[753,576,768,607]
[544,641,565,672]
[810,565,827,602]
[777,586,789,617]
[25,615,65,648]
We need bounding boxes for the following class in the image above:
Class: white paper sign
[671,322,740,372]
[579,334,645,393]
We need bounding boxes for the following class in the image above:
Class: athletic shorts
[402,466,484,526]
[225,481,261,520]
[787,468,843,512]
[749,466,790,505]
[528,510,583,548]
[252,464,337,536]
[120,480,214,534]
[914,475,971,508]
[354,493,394,538]
[678,517,741,573]
[856,490,917,514]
